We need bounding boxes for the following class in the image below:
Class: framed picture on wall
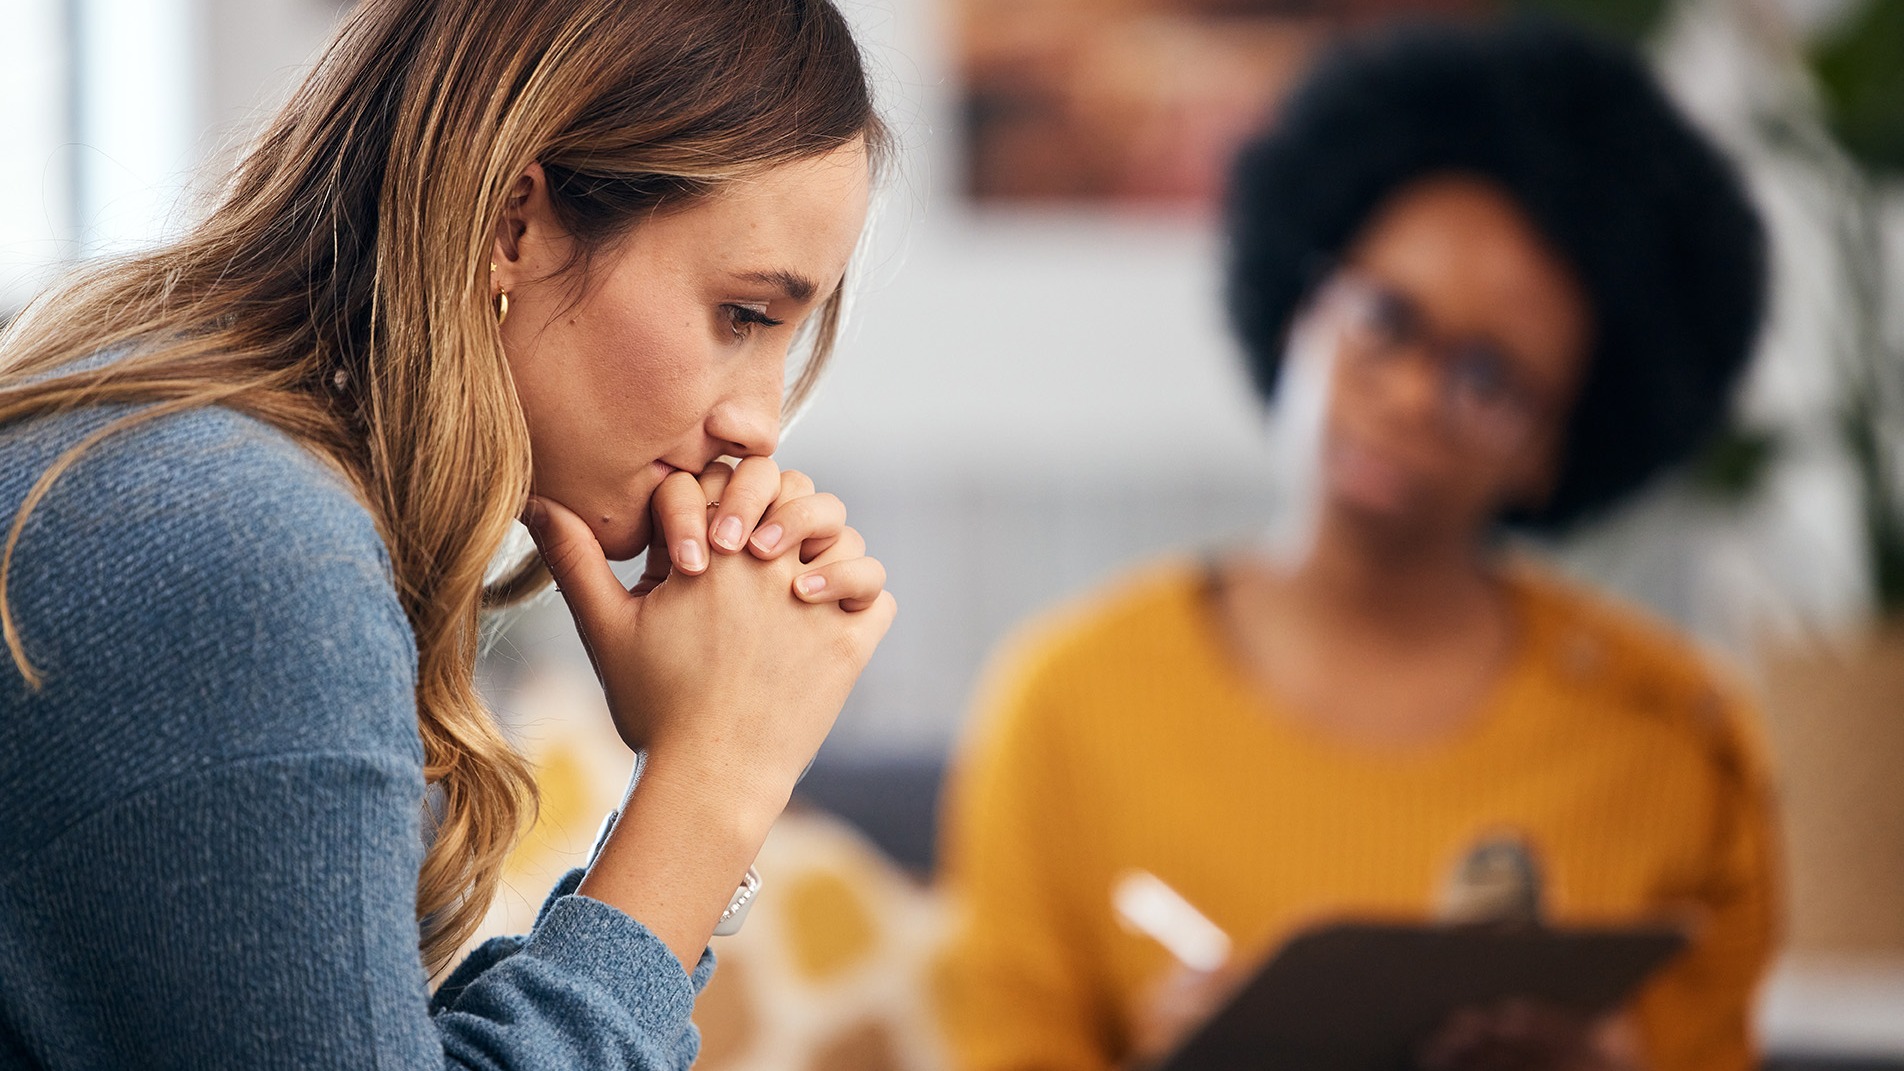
[955,0,1482,211]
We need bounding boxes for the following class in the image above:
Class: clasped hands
[520,456,893,814]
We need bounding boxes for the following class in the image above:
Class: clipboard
[1154,920,1689,1071]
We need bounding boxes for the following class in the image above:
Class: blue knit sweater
[0,402,712,1069]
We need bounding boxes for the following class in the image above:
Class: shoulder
[1,404,400,629]
[1509,560,1766,773]
[1,400,373,528]
[0,404,418,776]
[2,402,373,537]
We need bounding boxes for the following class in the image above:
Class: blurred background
[4,0,1899,1067]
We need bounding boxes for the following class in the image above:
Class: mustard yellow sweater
[935,561,1778,1071]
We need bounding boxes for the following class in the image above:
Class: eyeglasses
[1319,271,1553,453]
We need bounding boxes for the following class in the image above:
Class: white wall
[69,0,198,256]
[778,1,1274,482]
[0,0,74,310]
[0,0,345,300]
[192,0,347,174]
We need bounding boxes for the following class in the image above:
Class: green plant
[1804,1,1904,610]
[1811,0,1904,175]
[1477,0,1904,610]
[1675,1,1904,615]
[1502,0,1669,42]
[1689,426,1783,502]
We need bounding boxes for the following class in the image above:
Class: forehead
[646,140,871,286]
[1347,174,1591,379]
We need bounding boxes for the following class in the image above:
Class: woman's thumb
[520,495,625,629]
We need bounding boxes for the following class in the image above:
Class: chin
[593,517,651,563]
[553,472,660,562]
[1327,491,1412,532]
[1324,486,1482,555]
[557,498,647,563]
[1320,465,1442,537]
[1322,463,1418,522]
[1320,435,1428,519]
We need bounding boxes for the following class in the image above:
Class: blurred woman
[0,1,895,1067]
[937,20,1775,1071]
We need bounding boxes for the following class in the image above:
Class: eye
[722,302,786,339]
[1362,288,1417,345]
[1446,343,1518,408]
[1334,278,1416,351]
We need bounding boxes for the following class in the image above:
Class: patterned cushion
[466,669,950,1071]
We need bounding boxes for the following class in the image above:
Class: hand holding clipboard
[1114,869,1687,1071]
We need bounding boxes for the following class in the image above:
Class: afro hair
[1224,18,1767,532]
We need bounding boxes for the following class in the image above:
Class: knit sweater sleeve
[1628,685,1781,1071]
[0,406,709,1071]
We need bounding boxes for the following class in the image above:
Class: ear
[492,163,552,287]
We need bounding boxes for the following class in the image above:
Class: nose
[1371,341,1444,429]
[705,352,783,457]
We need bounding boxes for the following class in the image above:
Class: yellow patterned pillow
[466,669,950,1071]
[693,806,950,1071]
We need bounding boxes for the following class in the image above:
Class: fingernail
[713,515,744,551]
[796,573,825,597]
[680,539,707,572]
[750,524,783,553]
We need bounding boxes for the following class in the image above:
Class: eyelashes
[723,303,786,338]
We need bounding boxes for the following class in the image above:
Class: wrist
[635,747,791,845]
[578,752,782,968]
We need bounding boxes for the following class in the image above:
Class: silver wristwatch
[714,866,761,936]
[590,809,763,936]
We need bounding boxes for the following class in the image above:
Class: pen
[1112,869,1232,973]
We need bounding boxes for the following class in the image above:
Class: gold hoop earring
[491,261,509,325]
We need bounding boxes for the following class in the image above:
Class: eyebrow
[735,268,818,304]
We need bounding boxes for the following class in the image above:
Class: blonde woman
[0,1,894,1067]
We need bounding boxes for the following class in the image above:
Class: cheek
[568,299,714,442]
[508,295,721,509]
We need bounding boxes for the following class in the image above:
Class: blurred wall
[195,0,343,166]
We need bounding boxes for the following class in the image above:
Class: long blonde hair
[0,0,884,970]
